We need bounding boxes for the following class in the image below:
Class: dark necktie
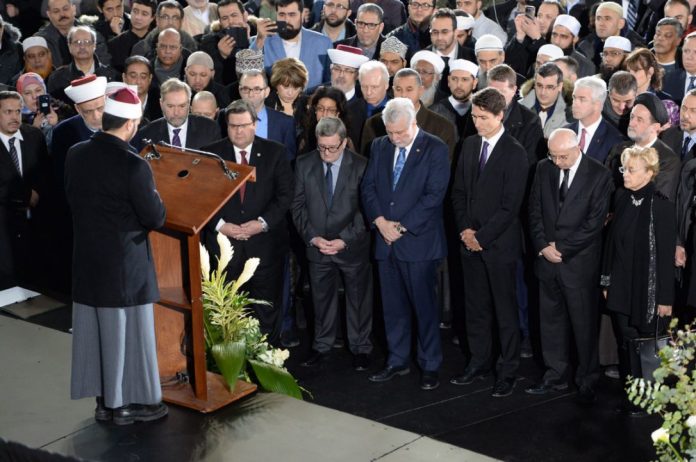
[578,128,587,152]
[626,0,639,29]
[688,76,696,93]
[239,150,248,202]
[559,169,570,205]
[172,128,182,147]
[393,147,406,190]
[682,136,692,160]
[325,162,334,208]
[478,141,490,175]
[8,137,20,176]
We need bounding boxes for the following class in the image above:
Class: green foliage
[249,359,303,399]
[627,319,696,462]
[211,341,246,390]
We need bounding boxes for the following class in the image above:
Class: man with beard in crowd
[184,51,230,108]
[94,0,131,42]
[311,0,355,43]
[336,3,386,60]
[378,36,407,78]
[15,37,55,83]
[475,35,525,88]
[603,71,636,136]
[430,59,478,142]
[387,0,434,56]
[456,0,506,44]
[577,2,644,67]
[131,1,198,59]
[598,36,632,84]
[108,0,156,73]
[664,32,696,102]
[410,50,446,106]
[549,15,596,78]
[252,0,331,90]
[328,45,369,101]
[198,0,249,86]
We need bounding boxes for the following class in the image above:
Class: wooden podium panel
[141,144,258,411]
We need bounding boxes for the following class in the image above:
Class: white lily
[199,243,211,281]
[216,232,234,275]
[686,415,696,428]
[231,258,260,295]
[651,427,669,444]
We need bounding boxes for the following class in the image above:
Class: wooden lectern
[140,143,257,412]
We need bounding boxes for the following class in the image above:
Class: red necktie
[239,150,248,202]
[579,128,587,152]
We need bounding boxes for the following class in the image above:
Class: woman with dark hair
[300,86,353,154]
[601,146,675,416]
[624,48,680,126]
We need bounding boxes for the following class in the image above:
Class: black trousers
[461,252,520,380]
[538,274,599,388]
[610,311,648,385]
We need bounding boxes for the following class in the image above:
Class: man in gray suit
[292,117,373,371]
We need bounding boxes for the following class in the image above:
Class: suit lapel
[333,150,352,201]
[588,121,606,158]
[393,131,424,193]
[560,156,587,210]
[549,163,560,211]
[311,154,330,209]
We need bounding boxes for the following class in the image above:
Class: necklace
[630,194,644,206]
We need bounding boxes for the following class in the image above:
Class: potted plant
[200,232,302,399]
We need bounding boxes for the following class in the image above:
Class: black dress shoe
[353,353,369,371]
[491,378,516,397]
[112,402,168,426]
[524,380,569,395]
[450,368,489,386]
[300,350,329,367]
[280,330,300,348]
[420,371,440,390]
[368,365,410,382]
[576,386,596,405]
[615,400,647,418]
[95,397,112,422]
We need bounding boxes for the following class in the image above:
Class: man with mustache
[311,0,356,43]
[328,45,369,101]
[251,0,333,90]
[598,36,632,84]
[16,37,55,82]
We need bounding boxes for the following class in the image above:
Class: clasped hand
[375,217,405,245]
[220,221,263,241]
[460,228,482,251]
[311,237,346,255]
[541,242,562,263]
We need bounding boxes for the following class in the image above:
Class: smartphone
[524,5,535,19]
[38,94,51,115]
[275,20,288,35]
[226,26,249,49]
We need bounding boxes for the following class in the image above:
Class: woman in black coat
[601,145,675,414]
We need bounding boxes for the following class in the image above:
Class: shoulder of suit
[302,27,332,45]
[19,124,44,138]
[188,114,219,130]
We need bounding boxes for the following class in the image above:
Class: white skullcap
[456,15,475,31]
[553,14,581,37]
[327,44,370,68]
[537,44,564,60]
[475,34,503,52]
[410,50,446,74]
[449,59,479,77]
[604,35,632,52]
[104,87,142,119]
[22,36,48,52]
[64,75,107,104]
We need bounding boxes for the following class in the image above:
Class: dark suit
[134,115,222,152]
[528,156,614,388]
[427,45,477,95]
[345,97,387,152]
[361,129,450,372]
[65,132,165,306]
[334,34,385,59]
[217,107,297,161]
[505,99,545,166]
[202,136,294,343]
[606,139,681,201]
[0,125,49,288]
[451,130,529,379]
[292,148,372,354]
[662,68,687,105]
[46,56,120,105]
[566,118,625,164]
[660,125,696,163]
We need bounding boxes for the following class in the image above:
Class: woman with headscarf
[16,72,69,145]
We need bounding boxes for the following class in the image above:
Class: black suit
[134,115,222,152]
[291,148,372,354]
[202,136,294,343]
[528,156,614,388]
[345,97,386,153]
[451,130,529,379]
[334,34,385,59]
[606,139,681,201]
[505,99,546,166]
[660,125,696,163]
[565,119,625,164]
[0,125,49,288]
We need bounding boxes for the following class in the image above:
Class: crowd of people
[2,0,696,423]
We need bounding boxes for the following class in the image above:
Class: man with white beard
[410,50,446,107]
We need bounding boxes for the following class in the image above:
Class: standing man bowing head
[361,97,450,390]
[66,87,167,425]
[450,87,529,398]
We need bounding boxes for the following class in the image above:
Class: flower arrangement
[200,232,302,399]
[627,319,696,461]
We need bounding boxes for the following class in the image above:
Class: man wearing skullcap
[475,34,525,88]
[504,0,561,78]
[606,92,680,200]
[550,14,596,78]
[598,36,632,83]
[534,43,564,70]
[577,2,645,67]
[0,15,23,86]
[379,36,408,77]
[335,3,387,59]
[15,37,55,83]
[184,51,231,108]
[66,86,168,426]
[328,44,369,101]
[410,50,447,106]
[453,11,475,50]
[430,58,479,142]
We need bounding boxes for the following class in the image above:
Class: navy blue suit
[663,68,686,105]
[566,119,625,164]
[265,107,297,161]
[361,129,450,371]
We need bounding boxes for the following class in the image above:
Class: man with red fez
[66,87,168,425]
[327,44,369,101]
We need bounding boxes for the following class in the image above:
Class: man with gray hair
[653,17,683,73]
[47,25,119,104]
[345,60,390,150]
[361,97,449,390]
[567,76,624,163]
[292,117,373,370]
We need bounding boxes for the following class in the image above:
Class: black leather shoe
[112,402,168,426]
[420,371,440,390]
[491,378,516,397]
[353,353,369,371]
[300,350,329,367]
[576,386,596,405]
[280,330,300,348]
[450,368,489,386]
[615,400,647,418]
[95,397,111,422]
[525,380,569,395]
[368,365,410,382]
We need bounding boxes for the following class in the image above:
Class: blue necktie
[393,147,406,190]
[325,162,333,207]
[172,128,182,147]
[682,136,692,160]
[626,0,639,29]
[478,141,489,174]
[688,76,696,93]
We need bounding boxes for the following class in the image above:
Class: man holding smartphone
[199,0,250,85]
[250,0,332,90]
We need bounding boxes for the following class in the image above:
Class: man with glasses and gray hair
[361,97,450,391]
[335,3,387,59]
[292,117,373,370]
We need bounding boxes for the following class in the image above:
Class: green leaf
[211,341,247,391]
[249,359,303,399]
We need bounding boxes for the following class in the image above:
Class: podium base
[162,371,257,413]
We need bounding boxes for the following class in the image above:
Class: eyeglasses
[409,1,434,9]
[547,154,570,162]
[228,122,255,130]
[600,50,625,58]
[315,105,338,115]
[324,2,350,11]
[318,144,343,153]
[415,68,435,76]
[239,86,267,94]
[619,166,646,174]
[331,65,357,75]
[70,40,95,47]
[355,20,381,29]
[158,14,182,21]
[157,44,181,51]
